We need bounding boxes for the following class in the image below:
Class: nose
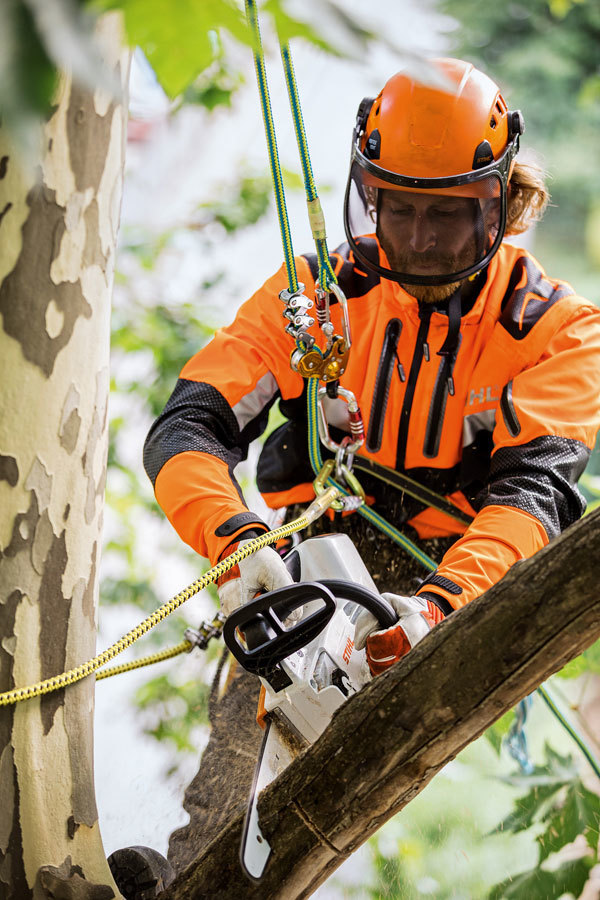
[408,214,436,253]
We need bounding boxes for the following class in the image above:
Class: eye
[388,205,413,217]
[431,206,460,218]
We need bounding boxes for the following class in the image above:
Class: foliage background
[5,0,599,895]
[100,1,600,896]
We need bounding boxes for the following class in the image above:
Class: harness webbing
[352,456,474,527]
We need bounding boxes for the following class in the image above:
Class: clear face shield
[344,141,517,287]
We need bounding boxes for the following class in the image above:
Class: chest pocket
[423,334,462,459]
[366,318,403,453]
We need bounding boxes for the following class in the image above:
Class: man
[144,59,600,676]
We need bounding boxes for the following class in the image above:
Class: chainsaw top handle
[318,580,397,629]
[222,581,397,678]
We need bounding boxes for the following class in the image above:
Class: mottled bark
[0,15,128,899]
[163,508,600,899]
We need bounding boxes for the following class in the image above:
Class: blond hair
[506,160,550,235]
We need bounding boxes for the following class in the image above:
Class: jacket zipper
[423,335,461,459]
[396,307,433,470]
[366,318,403,453]
[501,380,521,436]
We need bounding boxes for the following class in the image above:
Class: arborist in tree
[144,58,600,678]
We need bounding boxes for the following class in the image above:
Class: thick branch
[163,507,600,900]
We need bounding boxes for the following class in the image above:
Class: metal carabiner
[338,463,365,502]
[312,458,364,513]
[312,458,336,497]
[317,386,365,456]
[326,281,352,353]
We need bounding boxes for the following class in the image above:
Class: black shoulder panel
[301,241,380,301]
[478,435,590,538]
[143,379,242,486]
[499,254,573,340]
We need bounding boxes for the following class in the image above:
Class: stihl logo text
[343,637,354,664]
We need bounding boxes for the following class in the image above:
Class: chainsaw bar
[224,534,399,882]
[240,718,305,880]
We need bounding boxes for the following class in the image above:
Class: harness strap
[352,456,474,527]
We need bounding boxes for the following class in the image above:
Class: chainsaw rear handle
[223,582,337,678]
[222,580,398,678]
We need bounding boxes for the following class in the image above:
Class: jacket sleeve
[417,302,600,613]
[144,261,310,563]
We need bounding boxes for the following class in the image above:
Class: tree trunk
[0,15,128,899]
[162,506,600,899]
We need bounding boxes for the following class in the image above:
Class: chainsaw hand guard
[223,579,398,682]
[223,582,337,678]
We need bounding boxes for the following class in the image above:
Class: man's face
[377,189,482,303]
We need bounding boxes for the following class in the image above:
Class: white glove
[354,592,444,676]
[216,539,295,618]
[354,593,432,650]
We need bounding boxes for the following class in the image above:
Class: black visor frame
[343,132,520,286]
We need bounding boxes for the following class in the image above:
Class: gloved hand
[216,538,295,618]
[354,593,444,676]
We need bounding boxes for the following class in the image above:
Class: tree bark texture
[0,16,128,899]
[162,506,600,899]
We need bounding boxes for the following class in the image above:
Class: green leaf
[485,708,516,756]
[536,780,600,862]
[90,0,251,98]
[556,639,600,679]
[488,857,591,900]
[492,782,566,836]
[134,673,211,756]
[262,0,333,52]
[492,744,578,835]
[201,174,271,234]
[100,575,161,610]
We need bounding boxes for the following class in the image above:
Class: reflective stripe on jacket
[144,241,600,610]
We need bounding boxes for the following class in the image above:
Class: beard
[379,232,479,304]
[401,280,464,304]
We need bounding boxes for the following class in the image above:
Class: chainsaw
[223,533,397,881]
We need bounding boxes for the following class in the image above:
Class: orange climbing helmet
[344,58,525,286]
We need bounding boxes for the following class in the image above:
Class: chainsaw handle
[318,580,398,629]
[223,582,336,678]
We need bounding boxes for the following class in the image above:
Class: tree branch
[162,507,600,899]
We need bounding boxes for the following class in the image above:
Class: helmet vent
[490,116,497,129]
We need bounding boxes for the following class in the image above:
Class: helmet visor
[344,161,505,286]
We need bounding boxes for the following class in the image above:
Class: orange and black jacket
[144,241,600,615]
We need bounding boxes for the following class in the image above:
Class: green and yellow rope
[0,510,320,707]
